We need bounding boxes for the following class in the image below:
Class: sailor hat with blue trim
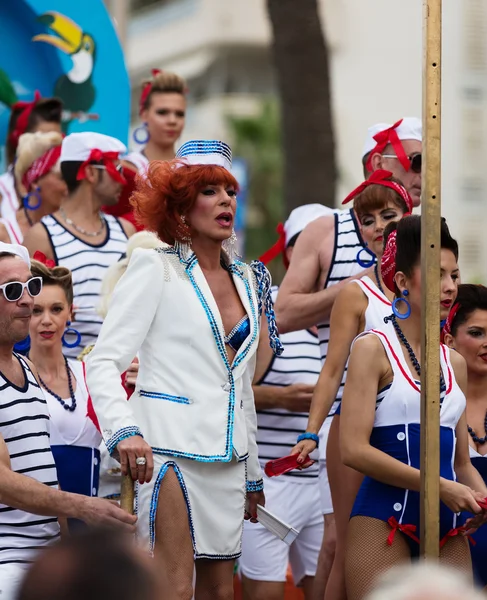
[175,140,232,171]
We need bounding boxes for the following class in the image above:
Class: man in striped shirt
[0,243,135,600]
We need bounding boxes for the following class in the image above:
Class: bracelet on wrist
[297,432,319,448]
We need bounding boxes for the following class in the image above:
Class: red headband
[33,250,56,269]
[259,223,289,267]
[139,69,162,116]
[381,229,398,293]
[365,119,411,173]
[342,169,413,214]
[441,303,461,343]
[9,91,42,148]
[77,149,126,185]
[22,145,61,189]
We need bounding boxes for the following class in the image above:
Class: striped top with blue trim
[0,354,60,566]
[255,286,321,481]
[317,208,368,415]
[41,213,128,358]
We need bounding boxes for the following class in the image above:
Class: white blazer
[86,244,281,490]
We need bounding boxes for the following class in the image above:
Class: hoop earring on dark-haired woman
[23,187,42,211]
[392,289,411,320]
[133,122,150,145]
[62,321,82,349]
[356,244,376,268]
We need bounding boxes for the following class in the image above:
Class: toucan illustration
[32,11,96,114]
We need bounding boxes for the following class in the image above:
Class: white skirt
[136,454,246,559]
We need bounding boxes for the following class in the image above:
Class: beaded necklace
[374,263,385,295]
[38,356,77,412]
[467,415,487,445]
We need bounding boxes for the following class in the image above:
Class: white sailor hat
[284,204,334,247]
[60,132,127,163]
[362,117,422,158]
[0,242,31,268]
[176,140,232,171]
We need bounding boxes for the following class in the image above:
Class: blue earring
[133,122,150,145]
[392,289,411,320]
[23,187,42,210]
[14,335,31,355]
[62,321,82,349]
[356,244,376,268]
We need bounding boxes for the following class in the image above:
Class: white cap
[60,132,127,163]
[362,117,422,157]
[0,242,31,268]
[284,204,334,246]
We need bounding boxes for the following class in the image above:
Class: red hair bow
[139,68,162,116]
[77,149,126,185]
[259,223,287,267]
[365,119,411,173]
[341,169,413,214]
[441,302,461,343]
[387,516,420,546]
[381,229,398,293]
[33,250,56,269]
[9,90,42,148]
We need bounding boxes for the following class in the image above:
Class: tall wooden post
[420,0,442,559]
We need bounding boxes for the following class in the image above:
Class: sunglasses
[92,163,123,174]
[0,277,43,302]
[381,153,422,174]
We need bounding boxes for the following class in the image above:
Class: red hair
[131,160,239,244]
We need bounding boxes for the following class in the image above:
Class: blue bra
[224,315,250,352]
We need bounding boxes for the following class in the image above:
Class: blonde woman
[0,132,66,244]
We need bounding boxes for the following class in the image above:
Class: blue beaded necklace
[467,419,487,445]
[374,263,385,295]
[38,356,77,412]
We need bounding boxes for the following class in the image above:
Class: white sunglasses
[0,277,43,302]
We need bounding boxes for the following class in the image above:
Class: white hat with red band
[0,242,31,268]
[60,132,126,163]
[362,117,422,158]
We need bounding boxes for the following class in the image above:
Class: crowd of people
[0,68,487,600]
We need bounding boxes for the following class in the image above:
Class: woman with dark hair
[339,215,487,599]
[443,284,487,587]
[87,141,281,599]
[292,171,412,600]
[28,256,102,513]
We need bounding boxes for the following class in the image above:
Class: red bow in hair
[9,91,42,148]
[77,149,126,185]
[139,68,162,116]
[441,302,461,343]
[365,119,411,173]
[33,250,56,269]
[342,169,413,214]
[259,223,287,267]
[381,229,398,293]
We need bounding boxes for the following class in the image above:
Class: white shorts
[319,417,333,515]
[239,474,324,585]
[0,564,29,600]
[137,453,246,559]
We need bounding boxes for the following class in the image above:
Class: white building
[110,0,487,281]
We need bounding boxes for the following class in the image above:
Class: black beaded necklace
[467,416,487,445]
[38,356,77,412]
[385,314,446,392]
[374,263,385,295]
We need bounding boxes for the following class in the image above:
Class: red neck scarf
[365,119,411,172]
[381,229,398,293]
[77,149,126,185]
[342,169,413,214]
[441,303,461,343]
[22,145,62,189]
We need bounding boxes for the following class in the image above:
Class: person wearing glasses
[27,254,102,527]
[0,132,67,245]
[23,132,136,359]
[0,242,136,600]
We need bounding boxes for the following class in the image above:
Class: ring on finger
[135,456,147,466]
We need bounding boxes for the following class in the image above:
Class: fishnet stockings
[154,466,194,600]
[345,517,411,600]
[440,535,473,580]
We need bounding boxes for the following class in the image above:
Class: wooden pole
[420,0,442,559]
[120,474,135,515]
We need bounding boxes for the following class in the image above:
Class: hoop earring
[23,188,42,211]
[133,123,150,145]
[356,245,376,268]
[392,289,411,320]
[62,321,82,349]
[14,335,31,354]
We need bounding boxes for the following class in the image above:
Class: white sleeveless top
[0,170,19,226]
[0,217,22,244]
[43,359,102,449]
[124,151,149,174]
[317,209,367,415]
[256,286,321,481]
[40,213,128,358]
[0,354,60,566]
